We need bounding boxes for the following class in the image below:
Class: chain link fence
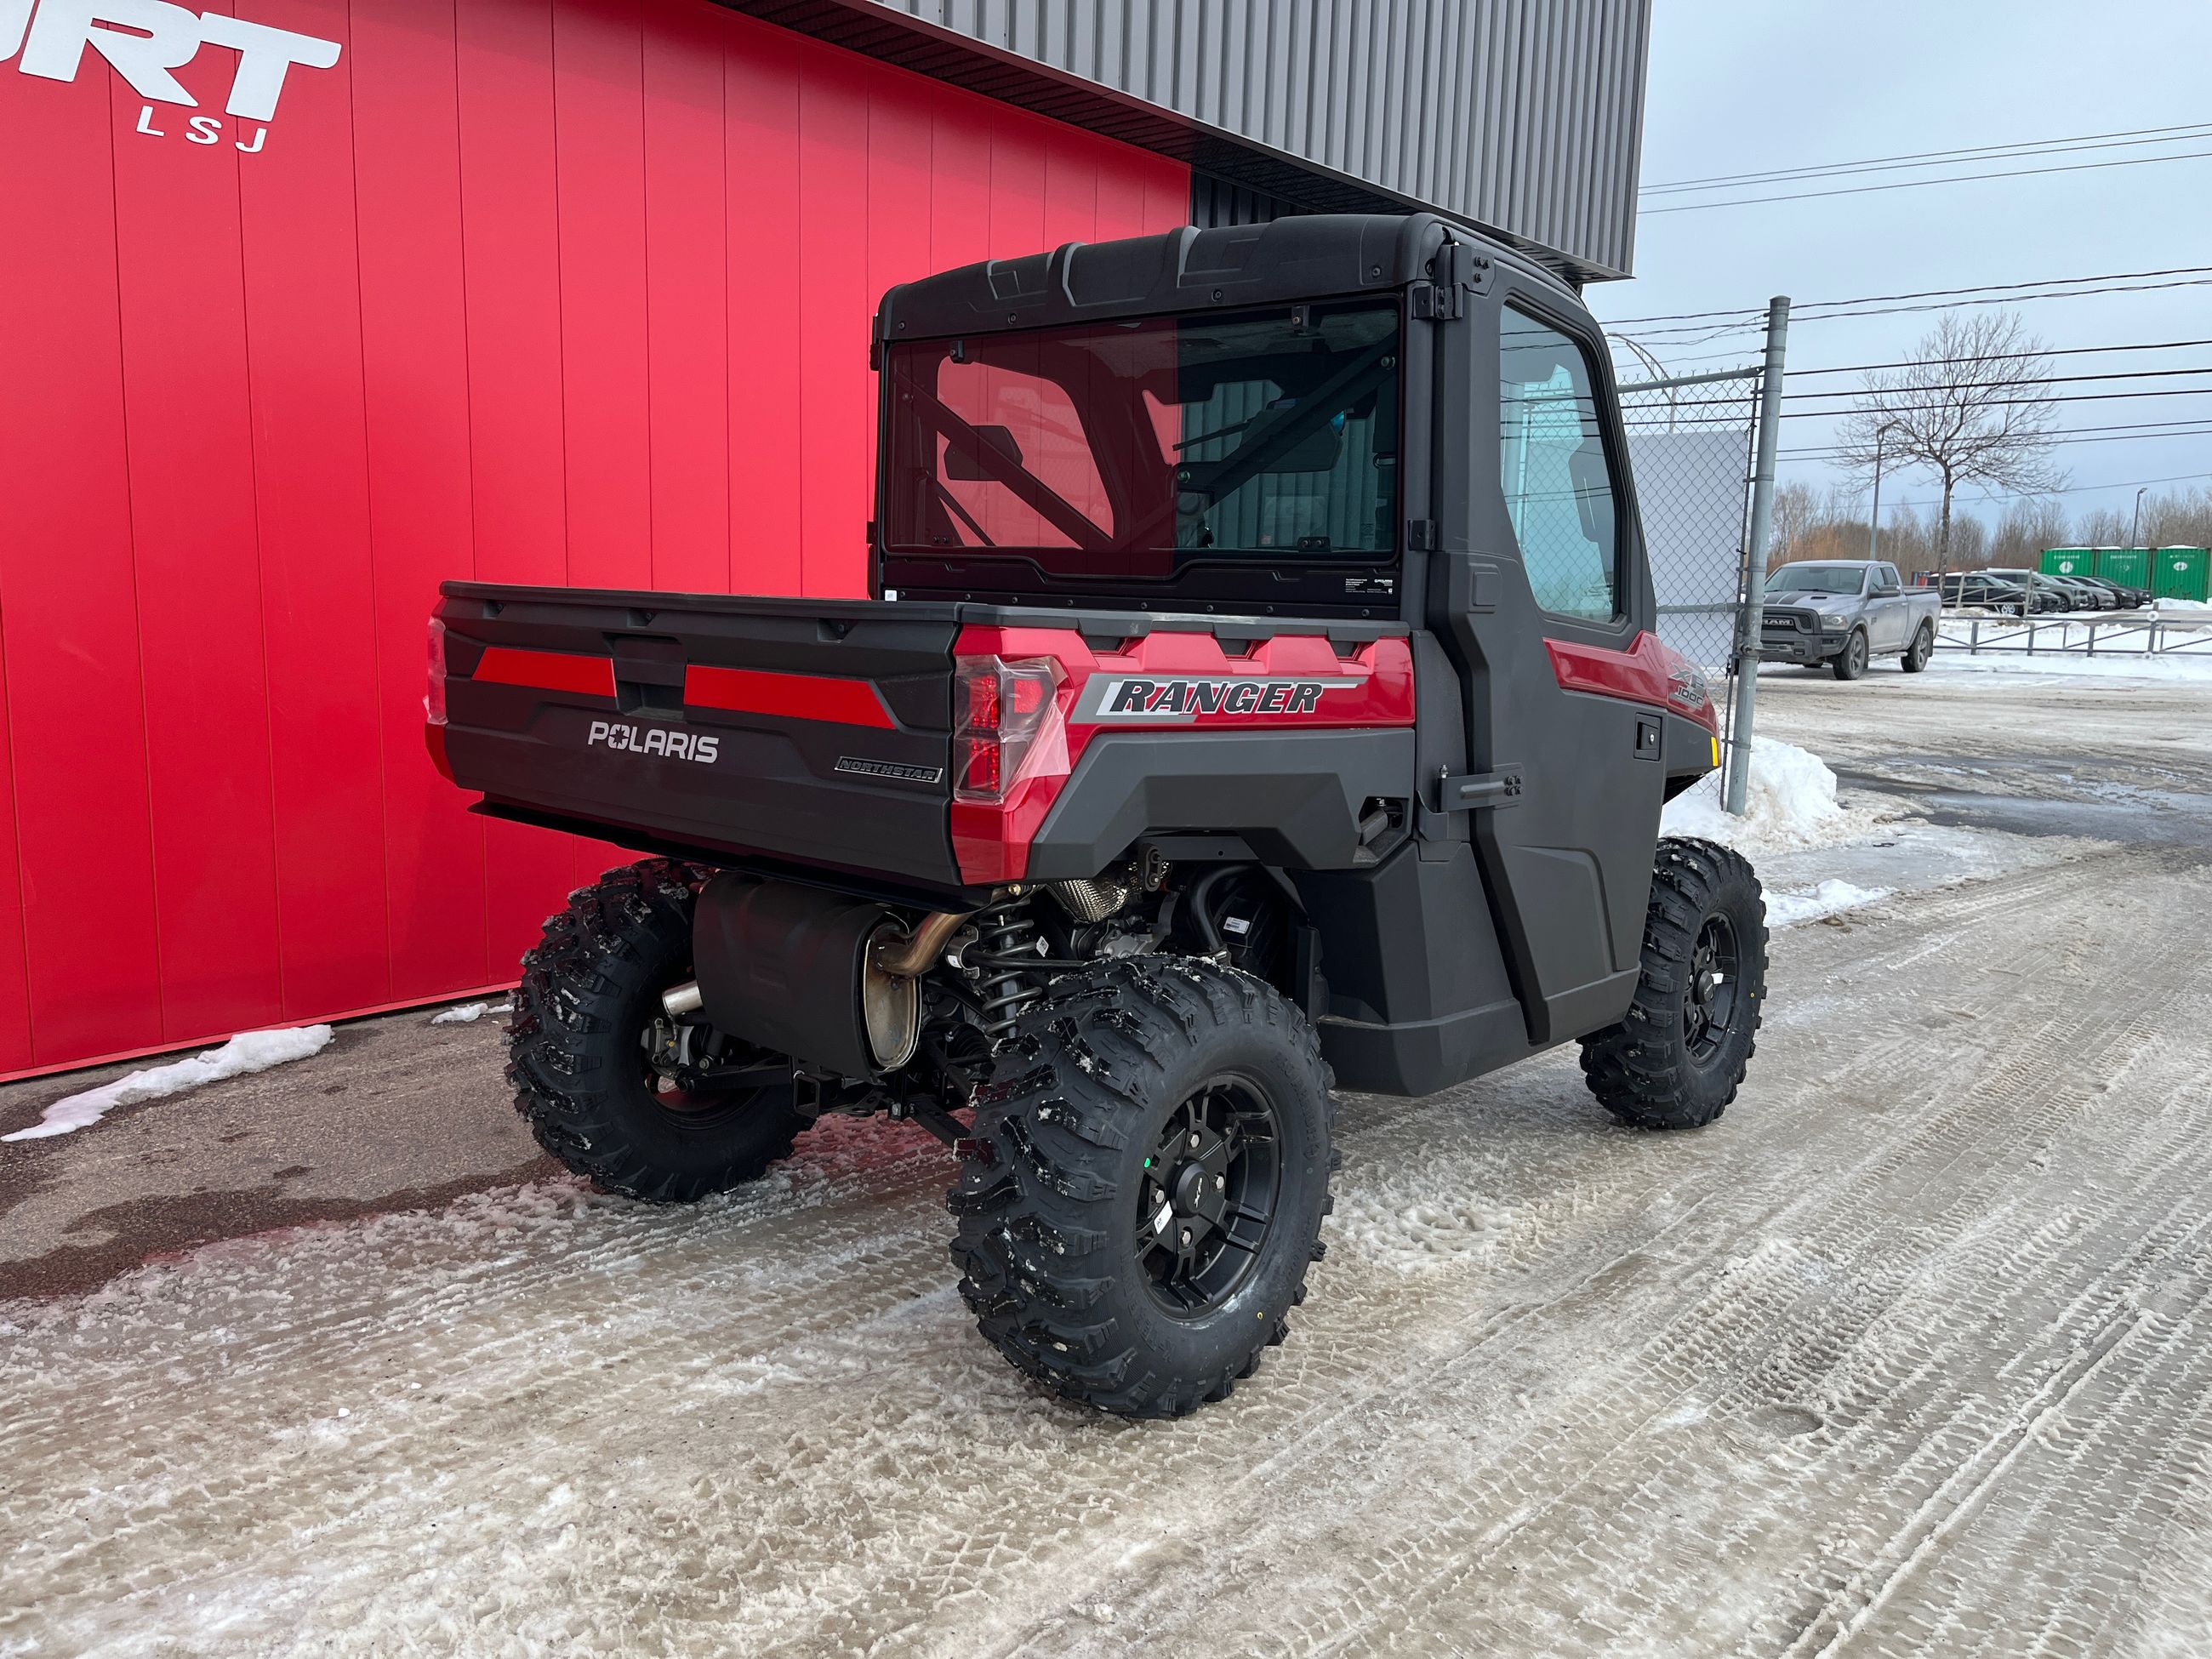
[1619,367,1764,809]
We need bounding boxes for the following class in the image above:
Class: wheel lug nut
[1188,1132,1200,1149]
[1180,1228,1193,1246]
[1213,1174,1224,1190]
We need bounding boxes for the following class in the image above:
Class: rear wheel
[1580,838,1768,1131]
[508,858,807,1202]
[1901,620,1936,672]
[948,960,1336,1418]
[1831,629,1869,680]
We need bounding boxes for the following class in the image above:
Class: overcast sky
[1585,0,2212,533]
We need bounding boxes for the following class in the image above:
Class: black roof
[875,213,1572,341]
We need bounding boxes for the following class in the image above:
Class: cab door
[1431,286,1667,1046]
[1867,562,1908,648]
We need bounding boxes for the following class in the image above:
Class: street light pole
[2129,486,2147,550]
[1867,424,1893,563]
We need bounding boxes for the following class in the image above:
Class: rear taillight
[425,617,448,726]
[954,655,1065,804]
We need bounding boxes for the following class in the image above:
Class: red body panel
[683,666,897,730]
[1546,631,1719,733]
[475,647,620,700]
[949,626,1417,885]
[0,0,1186,1076]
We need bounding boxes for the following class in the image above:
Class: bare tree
[2144,484,2212,550]
[1993,495,2071,565]
[1837,310,2065,575]
[1768,479,1821,566]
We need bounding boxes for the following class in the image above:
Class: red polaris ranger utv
[428,214,1768,1418]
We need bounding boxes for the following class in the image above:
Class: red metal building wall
[0,0,1189,1078]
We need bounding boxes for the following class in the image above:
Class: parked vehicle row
[1935,567,2151,615]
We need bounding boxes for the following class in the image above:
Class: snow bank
[1662,737,1883,854]
[1766,880,1892,929]
[430,1000,509,1025]
[2,1025,334,1143]
[2155,596,2211,613]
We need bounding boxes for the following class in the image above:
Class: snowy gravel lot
[4,664,2211,1657]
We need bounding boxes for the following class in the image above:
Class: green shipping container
[2094,547,2150,589]
[2152,547,2209,604]
[2042,548,2094,577]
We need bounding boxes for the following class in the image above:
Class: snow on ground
[1,1025,334,1143]
[430,1001,510,1025]
[1662,737,1889,855]
[1922,647,2212,683]
[1764,878,1892,929]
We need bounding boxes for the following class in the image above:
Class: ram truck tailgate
[430,584,966,899]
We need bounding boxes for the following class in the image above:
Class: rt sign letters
[3,0,341,150]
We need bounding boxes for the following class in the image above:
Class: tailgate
[433,584,965,895]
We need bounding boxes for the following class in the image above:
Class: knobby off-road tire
[508,858,807,1202]
[1580,836,1768,1132]
[1831,628,1870,681]
[948,960,1337,1418]
[1901,620,1936,672]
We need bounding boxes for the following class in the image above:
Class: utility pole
[1726,296,1791,817]
[1866,421,1897,563]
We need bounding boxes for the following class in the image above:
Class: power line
[1779,364,2212,402]
[1637,121,2212,196]
[1850,469,2212,512]
[1770,418,2212,458]
[1640,146,2212,216]
[1775,425,2212,461]
[1641,127,2212,202]
[1602,265,2212,328]
[1616,279,2212,343]
[1777,338,2212,379]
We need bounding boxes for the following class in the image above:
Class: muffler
[686,877,962,1075]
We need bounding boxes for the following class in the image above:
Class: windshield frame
[875,294,1408,613]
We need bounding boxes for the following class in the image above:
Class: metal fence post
[1725,295,1791,816]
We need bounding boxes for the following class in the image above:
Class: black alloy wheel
[1682,913,1742,1067]
[1135,1077,1283,1316]
[948,959,1337,1418]
[1579,837,1768,1132]
[508,859,807,1201]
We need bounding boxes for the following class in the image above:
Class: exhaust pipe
[663,909,963,1023]
[870,909,970,978]
[684,882,975,1076]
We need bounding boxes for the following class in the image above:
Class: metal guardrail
[1936,613,2212,657]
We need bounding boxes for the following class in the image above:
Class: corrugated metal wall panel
[858,0,1650,277]
[0,0,1187,1079]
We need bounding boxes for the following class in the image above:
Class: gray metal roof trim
[715,0,1622,287]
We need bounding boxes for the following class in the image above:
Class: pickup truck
[1759,559,1942,680]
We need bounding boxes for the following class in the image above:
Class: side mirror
[1873,584,1901,597]
[944,423,1024,482]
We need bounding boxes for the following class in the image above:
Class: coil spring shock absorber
[972,899,1043,1039]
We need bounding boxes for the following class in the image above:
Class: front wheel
[507,858,808,1202]
[1901,620,1936,672]
[1580,838,1768,1131]
[948,961,1336,1418]
[1831,629,1869,680]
